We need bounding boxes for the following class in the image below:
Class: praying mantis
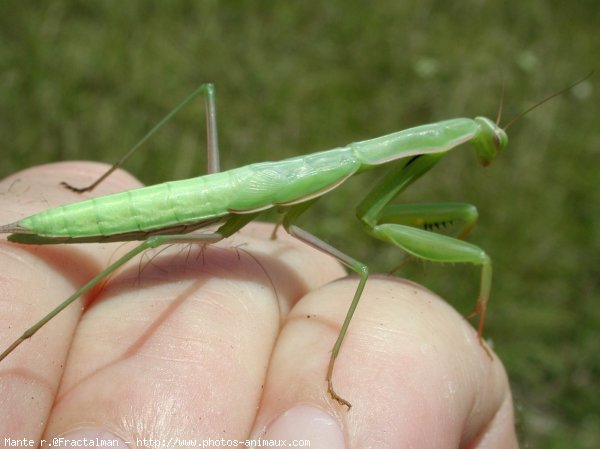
[0,77,587,409]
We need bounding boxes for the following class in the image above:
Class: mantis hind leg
[62,83,221,193]
[0,212,256,364]
[0,232,222,364]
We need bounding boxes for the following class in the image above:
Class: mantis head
[472,72,592,167]
[472,116,508,167]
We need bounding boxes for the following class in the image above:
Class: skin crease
[0,162,518,448]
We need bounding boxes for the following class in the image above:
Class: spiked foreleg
[357,154,493,357]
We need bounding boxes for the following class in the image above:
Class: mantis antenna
[503,71,593,130]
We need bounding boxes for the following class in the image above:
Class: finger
[0,162,142,441]
[40,224,345,443]
[252,277,517,449]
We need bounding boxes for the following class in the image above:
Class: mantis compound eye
[495,129,508,151]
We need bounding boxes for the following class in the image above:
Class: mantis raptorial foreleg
[62,83,221,193]
[371,224,492,351]
[383,202,480,273]
[379,202,479,240]
[357,153,493,357]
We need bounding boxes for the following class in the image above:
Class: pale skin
[0,163,517,448]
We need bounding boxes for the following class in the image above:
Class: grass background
[1,1,598,447]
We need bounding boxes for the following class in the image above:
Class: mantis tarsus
[0,77,588,408]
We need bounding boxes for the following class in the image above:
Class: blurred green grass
[1,1,598,447]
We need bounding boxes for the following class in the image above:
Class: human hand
[0,162,517,448]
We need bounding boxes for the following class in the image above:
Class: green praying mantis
[0,76,588,408]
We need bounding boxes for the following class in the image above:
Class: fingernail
[44,429,129,448]
[256,405,346,449]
